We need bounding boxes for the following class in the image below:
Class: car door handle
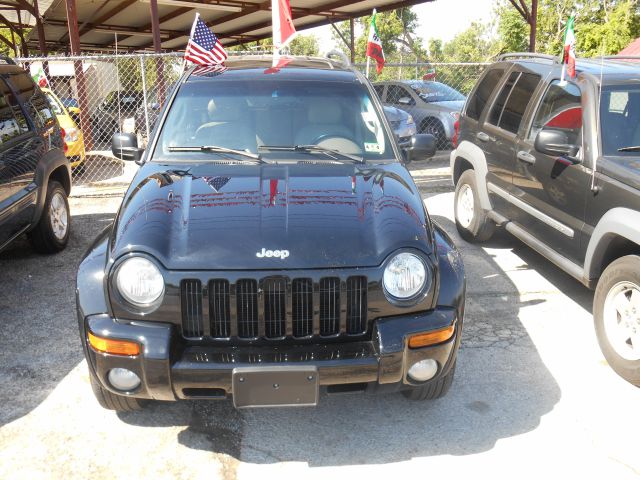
[517,151,536,165]
[476,132,493,142]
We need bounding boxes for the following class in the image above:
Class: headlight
[406,114,415,125]
[64,127,79,143]
[115,257,165,307]
[383,252,428,299]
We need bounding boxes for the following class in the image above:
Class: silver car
[374,80,465,149]
[383,105,417,148]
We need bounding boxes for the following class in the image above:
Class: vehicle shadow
[117,206,563,466]
[0,212,116,427]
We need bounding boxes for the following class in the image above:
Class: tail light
[452,119,460,148]
[60,127,68,153]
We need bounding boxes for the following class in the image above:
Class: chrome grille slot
[346,276,368,334]
[236,279,259,338]
[263,277,286,338]
[292,278,313,337]
[209,279,230,337]
[180,279,204,338]
[319,277,340,336]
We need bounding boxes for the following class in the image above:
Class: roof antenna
[591,40,605,194]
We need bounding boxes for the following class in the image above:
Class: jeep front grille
[179,276,369,341]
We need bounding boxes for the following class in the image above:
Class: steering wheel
[310,134,362,154]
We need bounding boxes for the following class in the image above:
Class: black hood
[110,162,432,270]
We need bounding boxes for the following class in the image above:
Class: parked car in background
[0,57,71,254]
[450,52,640,386]
[42,88,85,171]
[375,80,465,150]
[76,55,463,413]
[91,90,143,145]
[383,105,416,150]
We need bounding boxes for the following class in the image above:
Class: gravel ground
[1,155,639,479]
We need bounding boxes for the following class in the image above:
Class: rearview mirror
[534,129,580,160]
[112,132,144,162]
[403,134,436,161]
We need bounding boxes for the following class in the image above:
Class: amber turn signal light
[88,332,140,356]
[408,325,455,349]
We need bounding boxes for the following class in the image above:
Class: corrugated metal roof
[619,38,640,56]
[26,0,434,52]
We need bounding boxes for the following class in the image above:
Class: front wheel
[421,118,447,150]
[29,180,70,253]
[454,170,495,243]
[594,255,640,386]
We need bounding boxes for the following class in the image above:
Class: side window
[466,68,504,121]
[7,72,55,130]
[0,92,25,146]
[373,85,385,99]
[387,85,415,105]
[488,71,541,134]
[529,80,581,143]
[0,78,28,133]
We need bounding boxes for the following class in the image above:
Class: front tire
[29,180,70,253]
[90,374,145,412]
[594,255,640,386]
[402,362,456,401]
[421,118,447,150]
[454,169,495,243]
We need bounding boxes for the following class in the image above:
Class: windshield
[410,81,465,103]
[600,84,640,156]
[153,78,394,163]
[44,92,64,115]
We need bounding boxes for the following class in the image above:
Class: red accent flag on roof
[185,13,228,65]
[366,10,385,74]
[272,0,297,50]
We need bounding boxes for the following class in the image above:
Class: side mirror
[403,133,436,161]
[398,97,412,106]
[112,132,143,161]
[534,129,580,160]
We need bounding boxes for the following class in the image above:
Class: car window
[600,85,640,156]
[0,78,28,133]
[409,81,465,103]
[529,80,582,143]
[373,85,385,99]
[0,91,25,146]
[466,68,504,121]
[154,79,394,162]
[488,71,540,134]
[7,72,55,130]
[386,85,415,105]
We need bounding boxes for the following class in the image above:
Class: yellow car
[42,88,86,170]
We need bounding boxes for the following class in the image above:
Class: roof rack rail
[325,49,350,67]
[497,52,561,64]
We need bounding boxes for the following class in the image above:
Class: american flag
[191,64,228,77]
[185,14,227,65]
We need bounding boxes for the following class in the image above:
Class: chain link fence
[15,53,487,197]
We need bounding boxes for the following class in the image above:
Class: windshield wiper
[617,146,640,152]
[168,145,263,162]
[259,144,364,163]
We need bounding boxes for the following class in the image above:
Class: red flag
[272,0,297,49]
[366,10,385,74]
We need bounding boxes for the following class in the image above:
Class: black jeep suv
[0,58,71,254]
[451,53,640,386]
[77,56,465,411]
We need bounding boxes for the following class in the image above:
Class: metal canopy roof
[27,0,434,53]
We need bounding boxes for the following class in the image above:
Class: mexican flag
[562,16,576,79]
[32,67,48,87]
[366,9,385,75]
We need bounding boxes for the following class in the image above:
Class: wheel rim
[603,281,640,361]
[456,184,475,229]
[49,192,68,240]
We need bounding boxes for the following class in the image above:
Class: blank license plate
[232,366,319,408]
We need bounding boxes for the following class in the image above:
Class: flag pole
[366,57,370,78]
[183,12,200,72]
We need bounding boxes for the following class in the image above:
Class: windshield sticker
[365,142,382,153]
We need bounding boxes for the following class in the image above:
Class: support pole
[65,0,93,149]
[140,56,151,141]
[149,0,166,105]
[349,18,355,63]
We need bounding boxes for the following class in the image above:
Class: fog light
[108,368,141,391]
[408,359,438,382]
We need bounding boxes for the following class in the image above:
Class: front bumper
[83,307,460,402]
